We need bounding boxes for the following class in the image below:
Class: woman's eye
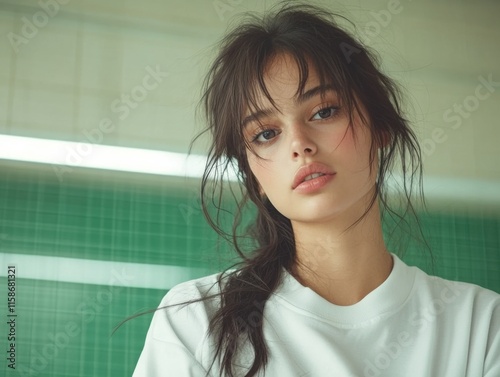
[311,106,338,120]
[253,129,277,144]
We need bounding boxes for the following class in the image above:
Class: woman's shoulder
[156,270,232,317]
[134,272,233,376]
[408,261,500,316]
[162,271,225,302]
[157,268,241,319]
[145,271,230,350]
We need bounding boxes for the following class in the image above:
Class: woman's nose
[289,122,317,158]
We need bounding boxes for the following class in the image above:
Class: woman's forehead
[262,53,319,95]
[243,54,332,115]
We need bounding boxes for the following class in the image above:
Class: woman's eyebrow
[241,108,275,129]
[241,84,337,129]
[298,84,337,104]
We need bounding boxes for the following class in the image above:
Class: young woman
[133,4,500,377]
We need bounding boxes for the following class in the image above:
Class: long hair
[188,3,425,376]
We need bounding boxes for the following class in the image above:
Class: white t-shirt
[133,254,500,376]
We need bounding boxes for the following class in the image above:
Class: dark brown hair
[190,3,425,376]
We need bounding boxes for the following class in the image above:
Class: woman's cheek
[248,156,272,186]
[327,126,355,154]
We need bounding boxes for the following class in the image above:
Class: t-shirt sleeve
[483,294,500,377]
[133,339,209,376]
[132,280,216,377]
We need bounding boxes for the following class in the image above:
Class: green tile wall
[0,277,160,377]
[0,165,231,269]
[0,163,499,377]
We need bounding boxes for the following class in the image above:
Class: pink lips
[292,162,336,193]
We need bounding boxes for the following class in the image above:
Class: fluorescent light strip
[0,253,214,290]
[0,134,237,180]
[388,174,500,205]
[421,175,500,205]
[0,135,499,204]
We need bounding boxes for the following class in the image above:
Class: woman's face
[243,53,379,226]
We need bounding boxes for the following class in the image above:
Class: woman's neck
[290,199,393,306]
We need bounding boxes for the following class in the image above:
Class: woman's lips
[293,173,336,194]
[292,162,336,190]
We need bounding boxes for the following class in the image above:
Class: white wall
[1,0,499,184]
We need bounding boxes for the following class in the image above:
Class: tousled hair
[158,3,426,376]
